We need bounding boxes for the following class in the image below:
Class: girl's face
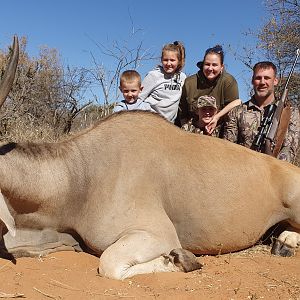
[202,53,223,81]
[162,50,179,75]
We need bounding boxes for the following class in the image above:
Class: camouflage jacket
[181,118,219,137]
[223,97,300,163]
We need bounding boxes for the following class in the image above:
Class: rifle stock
[264,88,289,155]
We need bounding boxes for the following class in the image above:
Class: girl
[139,41,186,123]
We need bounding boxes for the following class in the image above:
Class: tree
[258,2,299,69]
[0,37,91,141]
[0,30,156,142]
[234,0,300,98]
[258,0,300,100]
[85,27,155,114]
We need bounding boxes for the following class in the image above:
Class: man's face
[252,67,278,100]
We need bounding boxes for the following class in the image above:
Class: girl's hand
[205,115,219,135]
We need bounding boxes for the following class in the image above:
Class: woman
[176,45,241,135]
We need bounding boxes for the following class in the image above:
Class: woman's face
[202,53,223,81]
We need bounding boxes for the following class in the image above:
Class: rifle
[252,48,300,156]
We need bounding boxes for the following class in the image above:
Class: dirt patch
[0,245,299,300]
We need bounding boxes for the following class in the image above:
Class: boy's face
[120,80,143,104]
[197,106,217,125]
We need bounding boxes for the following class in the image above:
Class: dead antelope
[0,36,299,280]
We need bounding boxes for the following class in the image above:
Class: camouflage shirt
[223,97,300,163]
[181,118,219,137]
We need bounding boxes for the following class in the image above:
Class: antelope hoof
[168,248,203,273]
[271,240,295,257]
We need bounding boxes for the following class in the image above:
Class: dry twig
[49,279,80,291]
[33,287,57,299]
[0,261,11,272]
[0,292,25,298]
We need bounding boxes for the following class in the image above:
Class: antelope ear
[0,191,16,237]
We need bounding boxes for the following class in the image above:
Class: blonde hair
[161,41,185,72]
[119,70,141,88]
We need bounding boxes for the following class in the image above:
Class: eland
[0,37,299,280]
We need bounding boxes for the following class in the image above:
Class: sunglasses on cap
[205,45,223,55]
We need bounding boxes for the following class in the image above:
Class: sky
[1,0,268,104]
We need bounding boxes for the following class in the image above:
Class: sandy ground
[0,245,299,300]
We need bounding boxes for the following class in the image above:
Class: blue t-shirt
[113,99,151,113]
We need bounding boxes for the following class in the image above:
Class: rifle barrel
[284,48,300,90]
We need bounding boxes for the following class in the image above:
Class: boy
[113,70,150,112]
[181,95,219,136]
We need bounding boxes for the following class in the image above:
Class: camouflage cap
[191,95,217,111]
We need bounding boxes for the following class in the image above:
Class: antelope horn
[0,191,16,237]
[0,35,19,108]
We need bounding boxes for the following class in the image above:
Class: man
[223,61,300,163]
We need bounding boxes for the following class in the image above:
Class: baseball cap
[191,95,217,111]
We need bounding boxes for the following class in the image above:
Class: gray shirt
[139,66,186,123]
